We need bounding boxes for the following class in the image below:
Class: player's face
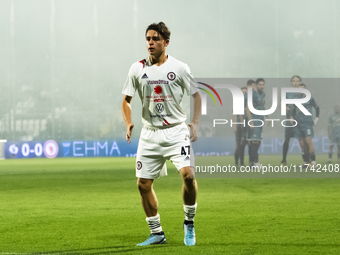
[251,83,256,91]
[146,30,169,57]
[257,81,265,92]
[242,88,247,94]
[291,77,301,87]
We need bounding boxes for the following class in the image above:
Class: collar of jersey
[146,55,170,67]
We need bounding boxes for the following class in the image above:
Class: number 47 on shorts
[181,146,190,156]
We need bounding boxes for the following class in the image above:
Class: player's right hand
[188,122,198,142]
[126,123,134,144]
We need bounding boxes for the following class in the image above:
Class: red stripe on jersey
[163,118,170,125]
[138,59,146,68]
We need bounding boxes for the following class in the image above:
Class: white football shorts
[136,122,195,179]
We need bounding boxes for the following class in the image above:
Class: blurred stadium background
[0,0,339,148]
[2,1,340,254]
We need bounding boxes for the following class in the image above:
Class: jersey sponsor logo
[155,103,164,113]
[147,80,169,85]
[136,161,142,170]
[167,72,176,81]
[154,85,162,95]
[150,113,172,118]
[154,99,165,102]
[142,73,148,79]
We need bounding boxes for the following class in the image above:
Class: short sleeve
[181,64,198,96]
[122,64,138,97]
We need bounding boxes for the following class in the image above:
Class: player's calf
[309,152,316,165]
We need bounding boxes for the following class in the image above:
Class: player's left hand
[313,117,319,125]
[188,122,198,142]
[126,123,134,144]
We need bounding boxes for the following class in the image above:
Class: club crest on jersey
[155,103,164,113]
[154,85,162,95]
[167,72,176,81]
[136,161,142,170]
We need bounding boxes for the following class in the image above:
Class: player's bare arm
[121,95,134,144]
[188,91,201,142]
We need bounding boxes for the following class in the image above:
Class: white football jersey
[122,55,198,128]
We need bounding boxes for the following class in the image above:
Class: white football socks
[183,203,197,222]
[146,214,162,234]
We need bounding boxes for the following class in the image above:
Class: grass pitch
[1,155,340,254]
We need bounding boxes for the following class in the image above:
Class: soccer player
[292,83,320,167]
[328,105,340,163]
[240,80,256,166]
[233,86,247,166]
[280,75,301,166]
[121,22,201,246]
[247,78,266,167]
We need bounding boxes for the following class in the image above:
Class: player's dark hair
[291,75,301,82]
[256,78,265,84]
[146,22,171,40]
[300,83,306,88]
[247,79,255,86]
[241,87,247,90]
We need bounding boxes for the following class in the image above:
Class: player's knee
[137,178,152,194]
[298,139,304,147]
[181,167,195,182]
[306,139,314,149]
